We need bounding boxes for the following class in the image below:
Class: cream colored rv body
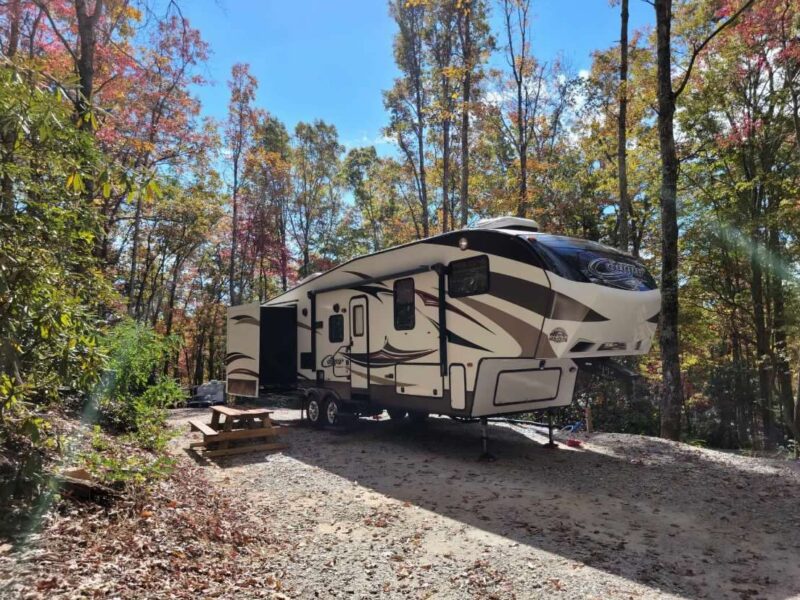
[226,218,660,420]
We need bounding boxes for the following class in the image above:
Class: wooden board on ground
[212,427,282,442]
[202,441,288,458]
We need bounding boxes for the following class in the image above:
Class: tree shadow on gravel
[203,414,800,600]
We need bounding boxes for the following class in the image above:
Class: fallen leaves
[0,460,290,599]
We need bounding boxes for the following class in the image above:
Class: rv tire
[387,409,407,420]
[306,392,324,429]
[323,395,340,428]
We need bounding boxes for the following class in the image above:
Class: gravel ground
[170,406,800,600]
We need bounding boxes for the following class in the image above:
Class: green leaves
[95,319,183,437]
[0,67,111,475]
[66,172,85,193]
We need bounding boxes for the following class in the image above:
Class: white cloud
[343,133,394,150]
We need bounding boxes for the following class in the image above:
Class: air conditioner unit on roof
[473,216,539,232]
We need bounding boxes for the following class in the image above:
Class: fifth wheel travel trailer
[226,216,660,453]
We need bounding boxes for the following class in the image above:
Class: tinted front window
[448,255,490,297]
[529,234,657,291]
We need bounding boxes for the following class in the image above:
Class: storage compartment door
[450,364,466,410]
[226,303,261,397]
[260,306,298,387]
[493,368,561,405]
[396,364,443,398]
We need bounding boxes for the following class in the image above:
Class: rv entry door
[349,296,369,395]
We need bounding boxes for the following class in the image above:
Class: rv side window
[394,278,415,330]
[448,255,489,297]
[353,305,364,337]
[329,314,344,343]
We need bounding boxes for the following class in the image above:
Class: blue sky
[180,0,653,152]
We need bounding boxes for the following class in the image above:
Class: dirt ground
[167,405,800,599]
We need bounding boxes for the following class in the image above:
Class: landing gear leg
[544,409,558,449]
[478,417,496,462]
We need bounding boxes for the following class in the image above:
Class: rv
[226,217,659,441]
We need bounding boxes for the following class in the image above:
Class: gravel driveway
[171,406,800,599]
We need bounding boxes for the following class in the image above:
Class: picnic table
[189,405,287,457]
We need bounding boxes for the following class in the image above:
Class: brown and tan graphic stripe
[230,314,260,326]
[456,296,556,358]
[490,272,608,322]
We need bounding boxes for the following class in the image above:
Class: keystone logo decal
[586,257,645,281]
[549,327,568,343]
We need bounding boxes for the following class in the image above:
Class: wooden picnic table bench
[189,405,287,457]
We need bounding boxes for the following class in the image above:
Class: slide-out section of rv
[226,217,660,432]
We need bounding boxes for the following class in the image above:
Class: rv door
[226,302,261,398]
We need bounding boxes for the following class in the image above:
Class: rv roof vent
[474,216,539,232]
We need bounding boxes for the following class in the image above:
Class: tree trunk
[654,0,683,440]
[6,0,21,57]
[460,72,471,228]
[459,6,472,228]
[796,367,800,455]
[750,227,772,447]
[773,273,795,440]
[516,75,527,218]
[279,209,288,291]
[442,121,450,233]
[229,163,239,304]
[616,0,630,253]
[417,117,429,237]
[193,328,205,386]
[164,256,184,337]
[74,0,103,128]
[208,311,217,383]
[302,244,310,278]
[127,194,143,315]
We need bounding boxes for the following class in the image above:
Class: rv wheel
[306,393,324,429]
[323,396,340,427]
[387,409,407,420]
[408,411,429,425]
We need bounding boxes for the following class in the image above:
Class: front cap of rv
[526,233,660,359]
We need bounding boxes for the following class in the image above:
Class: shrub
[96,319,182,445]
[81,426,174,489]
[0,70,111,536]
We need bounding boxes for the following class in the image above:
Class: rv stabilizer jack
[478,417,496,462]
[544,409,557,449]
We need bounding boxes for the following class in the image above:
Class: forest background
[0,0,798,528]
